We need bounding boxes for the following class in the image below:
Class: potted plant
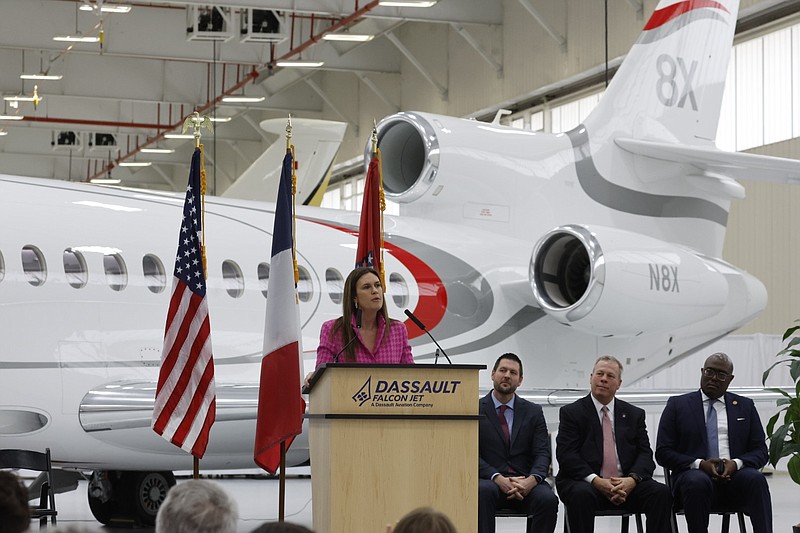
[761,320,800,532]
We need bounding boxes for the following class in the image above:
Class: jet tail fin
[584,0,739,145]
[222,118,347,205]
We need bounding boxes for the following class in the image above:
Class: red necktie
[601,406,620,478]
[498,404,511,446]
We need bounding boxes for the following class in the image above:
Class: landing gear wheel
[87,489,115,526]
[131,471,176,526]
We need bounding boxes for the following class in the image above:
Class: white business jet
[1,0,798,525]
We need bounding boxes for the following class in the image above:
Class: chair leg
[527,515,534,533]
[736,512,747,533]
[721,514,730,533]
[621,515,629,533]
[635,513,644,533]
[670,513,680,533]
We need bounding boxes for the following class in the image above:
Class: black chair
[496,506,534,533]
[563,507,644,533]
[0,448,58,527]
[664,468,747,533]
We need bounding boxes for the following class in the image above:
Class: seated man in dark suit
[655,352,772,533]
[479,353,558,533]
[556,355,672,533]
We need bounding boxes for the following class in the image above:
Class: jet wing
[616,137,800,184]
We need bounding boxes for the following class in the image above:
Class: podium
[306,363,484,533]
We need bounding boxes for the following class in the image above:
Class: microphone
[333,309,362,363]
[404,309,451,364]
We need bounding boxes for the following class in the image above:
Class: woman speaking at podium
[315,267,414,367]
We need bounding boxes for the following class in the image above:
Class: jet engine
[529,225,731,337]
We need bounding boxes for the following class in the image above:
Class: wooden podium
[306,363,484,533]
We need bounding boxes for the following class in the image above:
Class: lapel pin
[732,400,738,405]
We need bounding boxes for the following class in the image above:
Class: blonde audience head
[389,507,458,533]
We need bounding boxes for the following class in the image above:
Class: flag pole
[278,114,293,522]
[184,111,214,481]
[279,441,287,522]
[372,119,386,291]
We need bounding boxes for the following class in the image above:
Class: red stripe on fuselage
[305,219,447,339]
[644,0,728,30]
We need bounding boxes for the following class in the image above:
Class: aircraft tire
[87,488,115,526]
[131,471,176,526]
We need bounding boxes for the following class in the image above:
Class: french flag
[254,149,306,474]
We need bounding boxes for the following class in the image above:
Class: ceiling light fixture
[53,34,101,43]
[221,95,265,103]
[275,60,325,68]
[119,161,152,167]
[164,133,195,139]
[3,95,35,102]
[90,177,122,185]
[0,115,24,121]
[79,3,132,13]
[0,131,8,137]
[140,147,175,154]
[322,33,374,42]
[209,116,232,122]
[379,0,438,6]
[20,73,63,81]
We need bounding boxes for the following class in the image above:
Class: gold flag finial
[371,119,378,154]
[182,111,213,148]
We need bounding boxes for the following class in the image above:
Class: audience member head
[155,479,238,533]
[390,507,458,533]
[700,352,734,399]
[250,522,314,533]
[0,470,30,533]
[590,355,623,405]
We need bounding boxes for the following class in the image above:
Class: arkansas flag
[152,147,216,458]
[355,149,383,283]
[254,149,306,473]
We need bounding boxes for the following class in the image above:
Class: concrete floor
[31,467,800,532]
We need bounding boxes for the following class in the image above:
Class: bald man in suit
[556,356,672,532]
[656,352,772,533]
[478,353,558,533]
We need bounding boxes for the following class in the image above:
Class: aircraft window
[389,272,409,308]
[257,262,270,298]
[0,250,4,282]
[325,268,343,304]
[21,245,47,287]
[222,260,244,298]
[103,253,128,291]
[297,265,312,302]
[143,254,166,294]
[63,249,88,289]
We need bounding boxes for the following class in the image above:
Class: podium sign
[307,363,483,533]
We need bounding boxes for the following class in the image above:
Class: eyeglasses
[702,367,731,381]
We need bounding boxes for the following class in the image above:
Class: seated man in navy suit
[478,353,558,533]
[556,355,672,533]
[656,352,772,533]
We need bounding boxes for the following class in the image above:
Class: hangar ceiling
[0,0,502,192]
[0,1,796,194]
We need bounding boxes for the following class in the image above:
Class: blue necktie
[706,399,719,459]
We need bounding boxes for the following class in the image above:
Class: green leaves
[764,321,800,478]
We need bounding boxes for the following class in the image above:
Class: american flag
[152,148,216,458]
[254,148,306,474]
